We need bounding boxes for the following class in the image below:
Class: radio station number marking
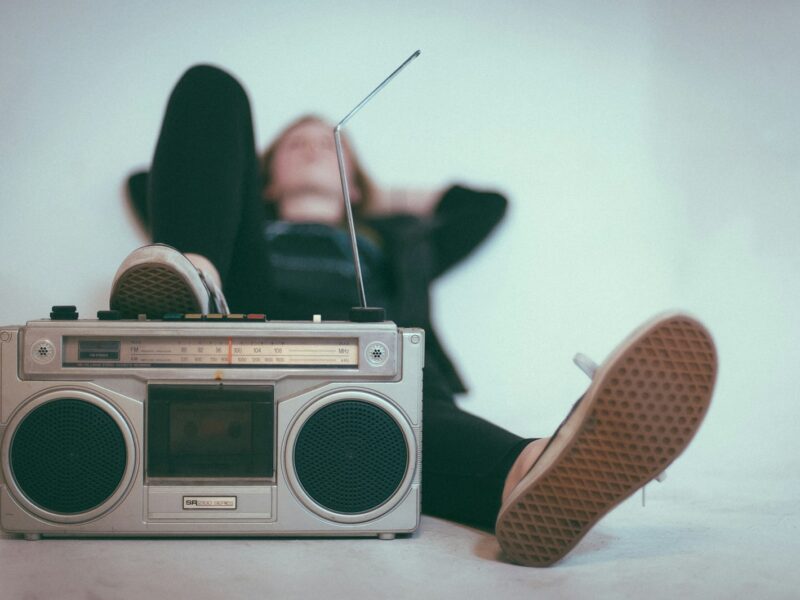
[124,337,358,366]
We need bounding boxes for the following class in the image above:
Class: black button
[51,305,78,320]
[52,305,76,313]
[97,310,122,320]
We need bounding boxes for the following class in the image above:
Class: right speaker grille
[293,400,408,514]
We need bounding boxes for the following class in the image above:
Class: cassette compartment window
[147,384,274,479]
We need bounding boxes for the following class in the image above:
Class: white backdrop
[1,1,798,490]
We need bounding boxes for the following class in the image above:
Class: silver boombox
[0,51,426,540]
[0,319,423,540]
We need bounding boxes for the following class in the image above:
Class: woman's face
[266,119,359,223]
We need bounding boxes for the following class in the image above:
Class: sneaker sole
[495,313,717,567]
[110,245,207,318]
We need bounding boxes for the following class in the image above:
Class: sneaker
[109,244,229,318]
[495,312,717,567]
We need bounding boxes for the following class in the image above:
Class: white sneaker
[495,312,718,567]
[109,244,229,318]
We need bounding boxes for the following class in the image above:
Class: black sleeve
[429,185,509,278]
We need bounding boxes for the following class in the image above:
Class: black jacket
[365,185,507,394]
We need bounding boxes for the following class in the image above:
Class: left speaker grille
[10,399,127,514]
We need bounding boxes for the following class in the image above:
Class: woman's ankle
[501,438,550,504]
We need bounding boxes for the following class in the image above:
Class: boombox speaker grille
[10,399,127,514]
[294,400,408,514]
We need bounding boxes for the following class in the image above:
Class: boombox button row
[162,313,267,322]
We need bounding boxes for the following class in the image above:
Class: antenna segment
[334,50,421,321]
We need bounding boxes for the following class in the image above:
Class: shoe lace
[198,271,230,314]
[573,352,667,508]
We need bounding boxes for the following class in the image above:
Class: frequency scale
[59,334,359,368]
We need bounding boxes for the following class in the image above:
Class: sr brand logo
[183,496,237,510]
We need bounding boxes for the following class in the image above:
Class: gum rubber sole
[110,264,202,318]
[495,313,717,567]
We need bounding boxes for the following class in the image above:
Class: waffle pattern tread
[496,315,717,567]
[111,265,201,317]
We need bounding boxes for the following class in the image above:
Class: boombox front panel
[0,322,423,538]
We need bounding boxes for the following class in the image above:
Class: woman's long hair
[259,115,377,219]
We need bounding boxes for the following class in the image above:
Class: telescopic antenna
[334,49,421,323]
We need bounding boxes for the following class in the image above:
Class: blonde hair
[259,114,376,217]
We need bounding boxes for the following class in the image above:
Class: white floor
[1,468,797,600]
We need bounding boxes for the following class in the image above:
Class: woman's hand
[367,186,443,217]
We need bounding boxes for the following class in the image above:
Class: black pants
[148,64,533,531]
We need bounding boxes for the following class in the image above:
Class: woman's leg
[148,64,272,313]
[420,369,537,531]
